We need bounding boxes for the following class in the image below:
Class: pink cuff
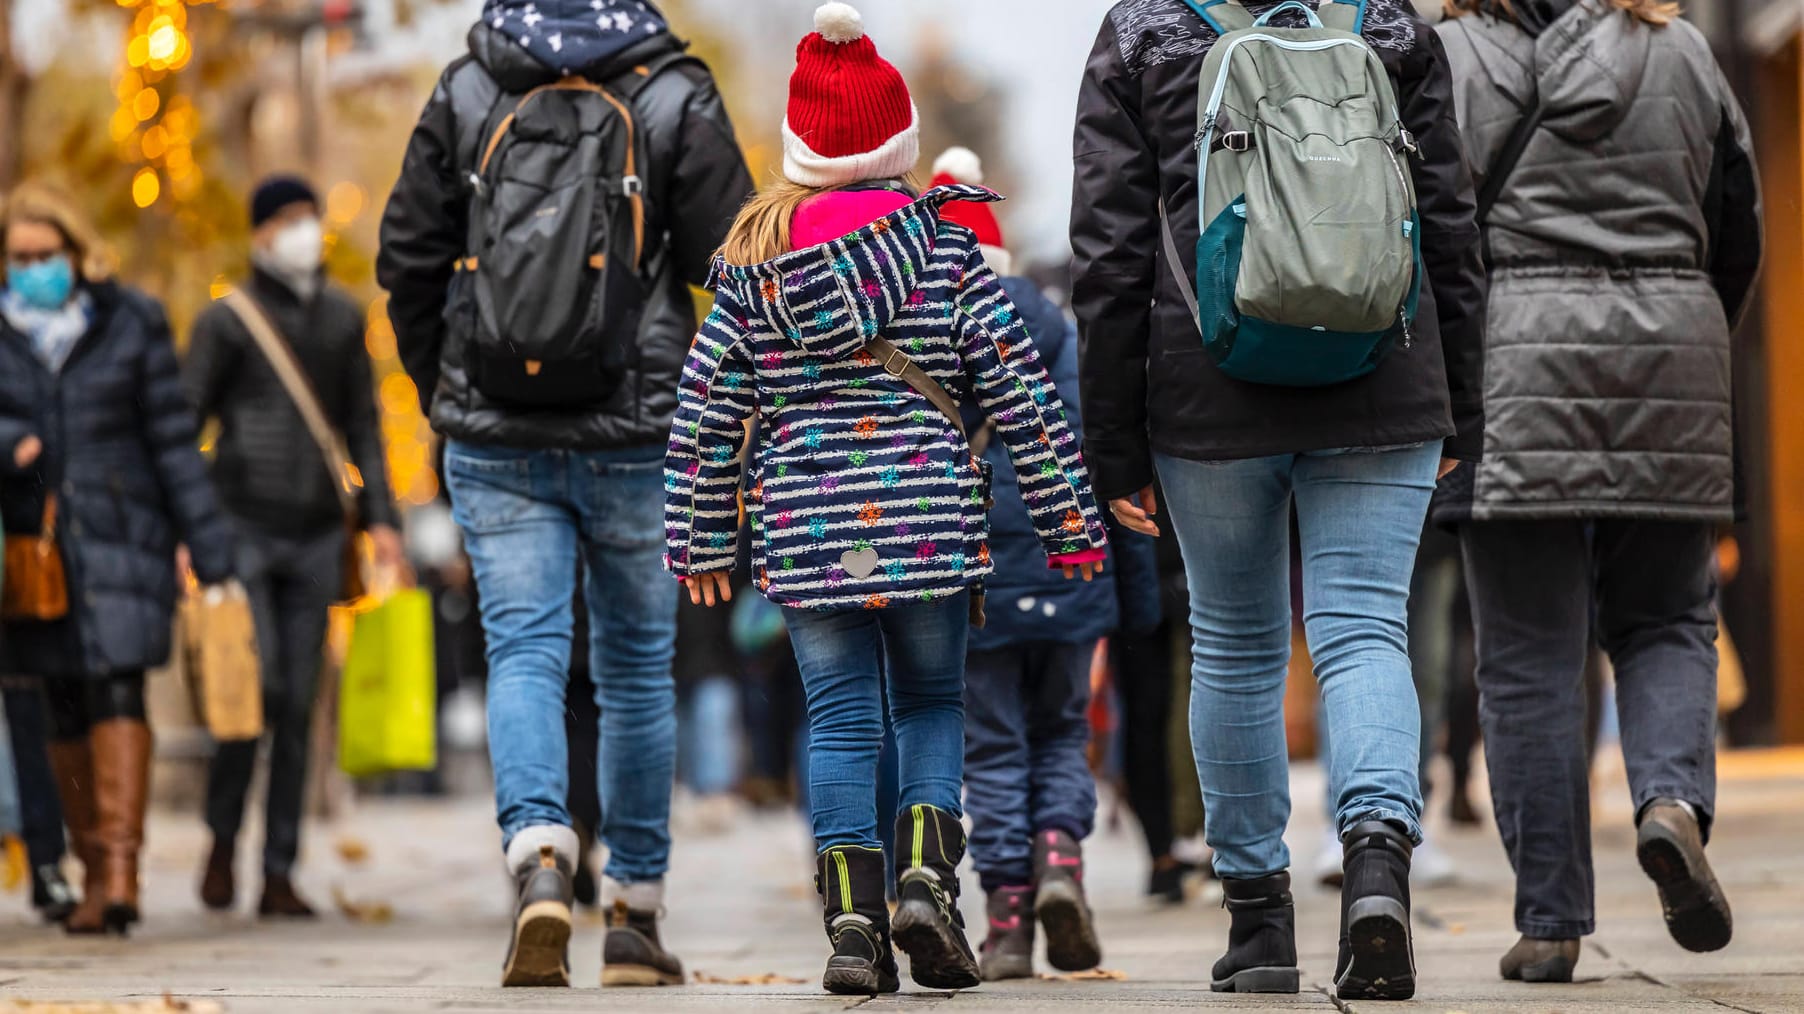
[1048,548,1108,569]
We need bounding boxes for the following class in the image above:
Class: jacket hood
[710,184,1001,363]
[1534,1,1652,143]
[470,0,671,89]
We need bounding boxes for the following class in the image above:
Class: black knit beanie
[250,175,318,228]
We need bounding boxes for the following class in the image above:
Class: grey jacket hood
[1536,2,1653,142]
[1456,3,1651,144]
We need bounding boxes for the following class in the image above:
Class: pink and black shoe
[1032,829,1103,972]
[979,886,1035,981]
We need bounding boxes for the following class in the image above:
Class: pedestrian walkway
[3,754,1802,1012]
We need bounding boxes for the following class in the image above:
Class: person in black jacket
[376,0,752,989]
[1071,0,1486,1000]
[0,180,237,937]
[184,176,401,921]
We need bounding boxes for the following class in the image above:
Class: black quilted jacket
[377,24,753,451]
[0,282,235,678]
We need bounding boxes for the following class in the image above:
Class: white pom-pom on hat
[932,146,985,186]
[813,2,865,44]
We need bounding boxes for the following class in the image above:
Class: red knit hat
[930,147,1013,275]
[783,3,919,187]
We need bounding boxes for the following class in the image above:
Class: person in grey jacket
[1436,0,1761,983]
[185,176,401,921]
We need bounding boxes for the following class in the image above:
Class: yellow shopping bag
[338,588,437,777]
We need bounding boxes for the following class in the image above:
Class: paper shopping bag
[180,582,264,741]
[338,589,437,777]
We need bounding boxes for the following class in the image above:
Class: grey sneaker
[502,845,574,987]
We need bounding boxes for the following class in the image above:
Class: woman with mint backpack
[1072,0,1486,999]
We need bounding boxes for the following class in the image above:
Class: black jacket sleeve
[377,69,464,416]
[138,300,235,584]
[1071,16,1162,502]
[663,74,753,288]
[181,302,242,423]
[1401,26,1487,462]
[1704,85,1763,330]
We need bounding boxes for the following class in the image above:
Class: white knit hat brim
[979,244,1013,277]
[781,105,921,188]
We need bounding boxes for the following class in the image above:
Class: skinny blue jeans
[445,441,678,883]
[1156,444,1436,879]
[783,593,969,850]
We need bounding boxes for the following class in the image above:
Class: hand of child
[1062,560,1105,583]
[683,571,734,607]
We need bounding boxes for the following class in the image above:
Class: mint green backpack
[1163,0,1423,387]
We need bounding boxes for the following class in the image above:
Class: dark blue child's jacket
[664,186,1107,609]
[968,277,1161,653]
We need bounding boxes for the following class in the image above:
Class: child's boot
[1032,829,1102,971]
[816,846,900,996]
[1335,821,1417,1001]
[891,804,981,989]
[979,886,1035,981]
[1211,872,1301,993]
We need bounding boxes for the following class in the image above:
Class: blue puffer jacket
[0,282,236,679]
[969,277,1162,652]
[664,185,1107,609]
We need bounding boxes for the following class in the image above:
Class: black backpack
[458,55,688,409]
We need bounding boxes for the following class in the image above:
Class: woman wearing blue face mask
[0,180,236,936]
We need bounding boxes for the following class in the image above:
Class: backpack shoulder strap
[863,336,968,442]
[1317,0,1368,34]
[606,48,704,102]
[1179,0,1253,35]
[217,290,359,517]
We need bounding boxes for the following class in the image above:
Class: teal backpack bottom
[1195,195,1423,388]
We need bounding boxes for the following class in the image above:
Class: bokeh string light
[112,0,208,208]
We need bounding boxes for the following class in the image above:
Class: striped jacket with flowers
[663,185,1107,609]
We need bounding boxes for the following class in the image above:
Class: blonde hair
[718,173,924,267]
[0,180,116,282]
[1443,0,1680,26]
[719,179,826,267]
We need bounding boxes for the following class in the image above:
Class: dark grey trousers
[1462,519,1718,938]
[205,523,344,878]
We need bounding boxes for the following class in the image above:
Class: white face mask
[264,217,323,278]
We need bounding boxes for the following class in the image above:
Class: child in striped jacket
[662,3,1106,998]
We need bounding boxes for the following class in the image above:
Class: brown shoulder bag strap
[864,336,968,441]
[218,289,359,518]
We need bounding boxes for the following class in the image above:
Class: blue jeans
[783,593,969,850]
[1156,444,1437,879]
[964,641,1099,890]
[445,441,678,883]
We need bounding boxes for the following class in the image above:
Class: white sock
[1674,799,1700,822]
[505,825,579,874]
[601,875,665,913]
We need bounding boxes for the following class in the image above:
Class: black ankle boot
[1211,872,1300,993]
[817,846,900,996]
[1336,821,1416,1001]
[891,804,982,990]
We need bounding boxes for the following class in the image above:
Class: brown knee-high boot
[46,738,106,934]
[89,718,152,935]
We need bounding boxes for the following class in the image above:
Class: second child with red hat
[662,2,1108,997]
